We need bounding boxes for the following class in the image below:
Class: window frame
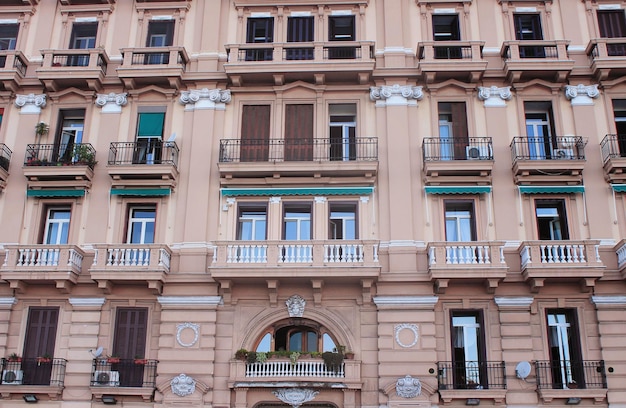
[126,205,157,244]
[283,202,313,240]
[0,23,19,51]
[329,202,358,240]
[444,199,477,242]
[42,206,72,245]
[433,13,461,41]
[237,203,268,241]
[450,309,488,389]
[545,308,584,389]
[534,198,569,240]
[254,319,340,354]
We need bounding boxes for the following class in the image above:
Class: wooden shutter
[112,307,148,359]
[23,307,59,385]
[287,17,314,42]
[284,104,313,161]
[241,105,270,162]
[598,11,626,38]
[450,102,468,159]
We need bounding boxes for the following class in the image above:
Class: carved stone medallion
[171,373,196,397]
[272,388,319,408]
[396,375,422,398]
[176,322,200,347]
[286,294,306,317]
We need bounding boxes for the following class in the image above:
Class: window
[0,23,18,50]
[286,16,314,60]
[112,308,148,387]
[328,15,355,59]
[546,309,583,389]
[284,104,314,161]
[134,111,165,164]
[329,104,356,161]
[445,201,476,242]
[68,22,97,66]
[438,102,468,160]
[145,20,174,64]
[535,199,569,240]
[255,320,338,353]
[283,203,312,240]
[451,311,486,389]
[22,307,59,386]
[127,206,156,244]
[245,17,274,61]
[237,205,267,240]
[239,105,271,162]
[598,10,626,55]
[329,203,357,239]
[433,14,462,59]
[43,207,71,245]
[525,102,555,159]
[55,109,85,164]
[613,100,626,157]
[513,14,545,57]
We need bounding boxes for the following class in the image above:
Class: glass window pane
[322,333,336,352]
[256,333,271,352]
[289,332,302,351]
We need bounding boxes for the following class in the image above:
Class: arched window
[254,320,339,353]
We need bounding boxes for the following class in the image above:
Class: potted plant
[35,122,49,136]
[107,355,120,364]
[7,353,21,363]
[37,354,52,364]
[246,351,257,364]
[73,144,96,166]
[289,351,300,365]
[322,350,344,373]
[256,352,267,363]
[133,356,148,365]
[235,348,248,361]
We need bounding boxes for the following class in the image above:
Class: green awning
[27,189,85,197]
[424,186,492,194]
[221,187,374,197]
[110,188,171,196]
[137,112,164,137]
[611,184,626,193]
[518,186,584,194]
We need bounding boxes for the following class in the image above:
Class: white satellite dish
[90,346,104,358]
[515,361,531,379]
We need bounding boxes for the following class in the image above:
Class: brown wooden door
[112,307,148,387]
[450,103,469,159]
[23,307,59,385]
[241,105,270,162]
[284,104,313,161]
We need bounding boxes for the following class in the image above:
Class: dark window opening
[145,20,174,64]
[328,16,355,59]
[514,14,545,57]
[134,111,165,164]
[613,99,626,157]
[286,17,314,60]
[112,307,148,387]
[451,310,487,389]
[433,14,462,58]
[22,307,59,386]
[245,18,274,61]
[546,309,584,389]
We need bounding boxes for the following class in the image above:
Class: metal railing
[123,47,188,71]
[418,41,484,61]
[423,137,493,161]
[0,357,67,387]
[535,360,606,389]
[502,41,568,60]
[587,38,626,60]
[0,51,27,76]
[600,134,626,163]
[437,361,506,390]
[0,143,11,171]
[108,141,179,167]
[91,358,158,388]
[510,136,586,161]
[24,143,97,169]
[219,137,377,163]
[49,51,107,74]
[228,41,374,63]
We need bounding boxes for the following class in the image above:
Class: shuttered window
[23,307,59,385]
[284,104,313,161]
[241,105,271,162]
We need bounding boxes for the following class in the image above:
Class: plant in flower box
[107,355,120,364]
[37,353,52,364]
[7,353,21,363]
[133,356,148,365]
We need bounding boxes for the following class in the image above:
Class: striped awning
[611,184,626,193]
[518,186,584,194]
[27,189,85,197]
[424,186,492,195]
[221,187,374,197]
[110,188,171,196]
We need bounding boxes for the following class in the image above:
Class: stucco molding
[68,298,106,307]
[170,373,196,397]
[272,388,319,408]
[176,322,200,347]
[394,324,419,348]
[370,84,423,107]
[157,296,222,306]
[373,296,439,309]
[591,295,626,307]
[286,294,306,317]
[0,297,16,309]
[95,92,128,113]
[477,86,512,107]
[565,84,599,106]
[396,375,422,398]
[179,88,231,110]
[494,296,534,308]
[15,93,46,114]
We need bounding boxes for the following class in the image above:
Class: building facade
[0,0,624,407]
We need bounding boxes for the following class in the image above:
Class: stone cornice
[69,298,106,308]
[0,297,16,309]
[157,296,222,307]
[591,295,626,308]
[373,296,438,309]
[494,296,534,309]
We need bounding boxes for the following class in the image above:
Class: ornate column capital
[15,93,46,114]
[477,86,512,107]
[95,92,127,113]
[370,84,423,107]
[179,88,231,110]
[565,84,599,106]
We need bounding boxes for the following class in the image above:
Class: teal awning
[424,186,492,194]
[110,188,171,196]
[221,187,374,197]
[611,184,626,193]
[27,189,85,197]
[518,186,584,194]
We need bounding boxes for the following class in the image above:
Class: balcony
[518,240,605,292]
[417,41,486,83]
[614,239,626,279]
[36,48,109,91]
[422,137,493,185]
[437,361,506,404]
[229,358,361,390]
[501,40,573,82]
[107,141,179,190]
[90,358,158,402]
[0,358,66,400]
[218,137,377,185]
[600,134,626,183]
[427,241,507,293]
[0,51,27,92]
[534,360,607,404]
[0,143,11,190]
[510,136,586,185]
[89,244,171,294]
[210,240,380,283]
[23,143,96,190]
[224,41,375,85]
[0,245,85,293]
[117,46,188,89]
[586,38,626,80]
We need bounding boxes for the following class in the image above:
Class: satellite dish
[90,346,104,358]
[516,361,531,379]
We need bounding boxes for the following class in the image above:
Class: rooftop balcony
[586,38,626,80]
[107,141,179,190]
[0,143,11,190]
[417,41,486,83]
[436,361,507,405]
[510,136,586,185]
[117,46,188,89]
[90,358,158,403]
[224,41,375,85]
[614,239,626,279]
[422,137,493,185]
[518,240,605,292]
[0,245,85,293]
[0,358,66,400]
[23,143,96,190]
[89,244,172,294]
[218,137,377,185]
[427,241,508,294]
[0,51,27,92]
[501,40,573,82]
[600,134,626,183]
[535,360,607,404]
[36,48,109,91]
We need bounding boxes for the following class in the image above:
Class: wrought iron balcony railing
[600,134,626,163]
[423,137,493,161]
[510,136,586,161]
[437,361,506,390]
[587,38,626,59]
[120,47,188,70]
[108,141,179,167]
[91,358,158,388]
[535,360,606,389]
[227,41,374,63]
[40,49,107,74]
[24,143,97,169]
[502,40,569,60]
[219,137,378,163]
[0,357,67,387]
[0,143,11,171]
[418,41,484,61]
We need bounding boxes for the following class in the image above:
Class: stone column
[0,297,16,354]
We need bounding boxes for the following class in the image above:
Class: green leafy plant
[7,353,21,362]
[35,122,49,136]
[246,351,257,364]
[235,348,248,360]
[256,352,267,363]
[322,351,344,373]
[289,351,300,365]
[73,144,96,166]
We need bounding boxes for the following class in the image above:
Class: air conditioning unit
[93,370,120,387]
[553,148,574,159]
[2,369,23,385]
[466,145,491,160]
